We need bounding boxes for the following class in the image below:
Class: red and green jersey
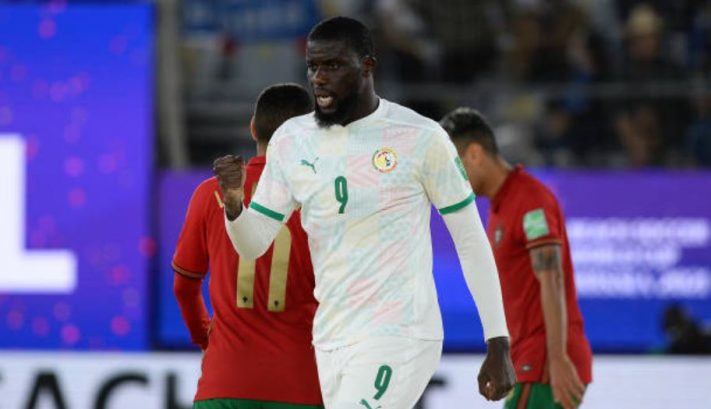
[172,156,322,405]
[487,165,592,384]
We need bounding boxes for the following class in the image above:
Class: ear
[362,55,377,77]
[463,142,484,165]
[249,116,258,143]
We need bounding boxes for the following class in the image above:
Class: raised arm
[214,154,292,260]
[530,243,585,409]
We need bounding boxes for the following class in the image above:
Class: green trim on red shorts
[193,398,323,409]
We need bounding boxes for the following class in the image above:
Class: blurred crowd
[338,0,711,168]
[182,0,711,168]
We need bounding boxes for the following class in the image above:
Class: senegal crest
[372,147,398,173]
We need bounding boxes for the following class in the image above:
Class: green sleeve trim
[438,192,476,215]
[249,201,285,222]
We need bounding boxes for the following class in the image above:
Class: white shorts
[315,337,443,409]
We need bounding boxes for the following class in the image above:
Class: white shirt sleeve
[224,131,297,260]
[421,128,475,214]
[249,132,298,221]
[442,200,510,341]
[224,208,283,260]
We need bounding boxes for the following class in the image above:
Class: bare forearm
[531,245,567,358]
[539,269,567,358]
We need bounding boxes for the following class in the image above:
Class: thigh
[329,337,442,409]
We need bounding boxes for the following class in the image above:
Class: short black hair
[440,107,499,155]
[307,16,374,58]
[254,83,313,143]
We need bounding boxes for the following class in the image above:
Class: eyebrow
[306,57,341,64]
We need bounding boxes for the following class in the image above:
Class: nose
[310,67,327,86]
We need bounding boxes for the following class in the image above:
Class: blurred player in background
[441,107,593,409]
[214,16,515,409]
[172,83,323,409]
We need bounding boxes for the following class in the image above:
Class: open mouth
[316,95,334,109]
[314,89,336,111]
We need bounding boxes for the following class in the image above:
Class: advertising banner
[157,170,711,352]
[0,4,154,349]
[0,353,707,409]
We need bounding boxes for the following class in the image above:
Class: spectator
[614,3,690,166]
[562,27,615,165]
[507,0,587,82]
[535,100,576,166]
[662,304,711,354]
[413,0,503,83]
[374,0,442,117]
[620,3,683,81]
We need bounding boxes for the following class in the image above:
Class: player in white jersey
[214,17,515,409]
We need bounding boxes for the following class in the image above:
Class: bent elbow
[231,239,269,260]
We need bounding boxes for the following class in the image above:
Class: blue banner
[156,169,711,352]
[0,4,154,350]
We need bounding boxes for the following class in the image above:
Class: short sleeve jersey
[172,157,322,404]
[250,99,475,349]
[487,165,592,384]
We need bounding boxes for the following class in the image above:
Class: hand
[213,155,245,220]
[478,336,516,401]
[548,355,585,409]
[198,318,212,352]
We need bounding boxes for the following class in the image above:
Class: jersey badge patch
[372,147,398,173]
[523,208,549,240]
[494,224,504,247]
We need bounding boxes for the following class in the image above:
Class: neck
[481,156,513,199]
[348,86,378,125]
[256,143,267,157]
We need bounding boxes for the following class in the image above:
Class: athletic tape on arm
[442,203,509,341]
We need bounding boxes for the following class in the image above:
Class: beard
[314,89,360,128]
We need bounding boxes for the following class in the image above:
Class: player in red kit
[172,83,323,409]
[441,108,592,409]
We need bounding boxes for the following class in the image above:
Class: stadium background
[0,0,710,407]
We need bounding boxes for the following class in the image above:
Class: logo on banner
[0,134,77,293]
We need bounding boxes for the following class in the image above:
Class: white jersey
[250,99,475,349]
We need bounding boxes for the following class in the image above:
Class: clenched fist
[213,155,246,220]
[478,336,516,401]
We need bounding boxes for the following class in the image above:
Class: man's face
[306,39,364,127]
[629,33,660,63]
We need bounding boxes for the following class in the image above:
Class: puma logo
[300,157,319,174]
